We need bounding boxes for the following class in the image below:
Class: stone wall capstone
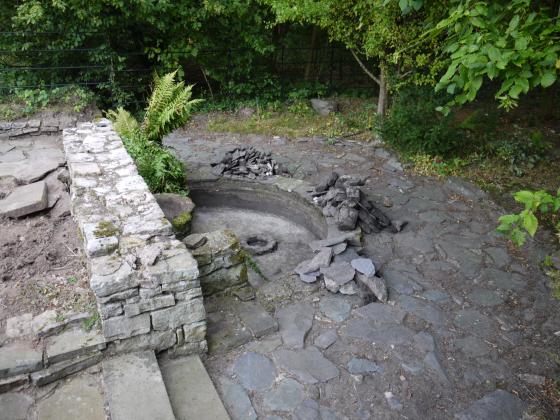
[62,119,206,355]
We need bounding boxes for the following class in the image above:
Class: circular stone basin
[189,178,326,282]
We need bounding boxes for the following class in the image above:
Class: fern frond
[141,70,203,143]
[106,107,141,140]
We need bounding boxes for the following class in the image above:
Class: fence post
[227,48,233,99]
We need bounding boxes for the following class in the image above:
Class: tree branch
[350,49,380,85]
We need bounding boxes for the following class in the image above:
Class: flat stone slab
[276,303,313,349]
[46,327,106,364]
[351,258,376,276]
[320,262,355,292]
[160,356,230,420]
[354,302,406,325]
[31,353,103,387]
[103,351,175,420]
[233,352,276,392]
[219,377,257,420]
[0,181,48,217]
[0,341,43,379]
[0,158,60,184]
[347,357,382,375]
[345,319,414,346]
[314,330,338,350]
[36,374,105,420]
[454,389,527,420]
[0,392,33,420]
[319,296,351,322]
[263,378,305,412]
[235,300,278,338]
[273,347,339,384]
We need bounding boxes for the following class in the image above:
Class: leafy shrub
[490,130,552,176]
[497,189,560,246]
[107,71,202,194]
[378,86,460,156]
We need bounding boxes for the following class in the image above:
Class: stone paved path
[165,123,560,419]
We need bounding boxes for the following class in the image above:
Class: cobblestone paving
[166,124,560,419]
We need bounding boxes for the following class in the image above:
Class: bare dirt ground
[0,124,95,332]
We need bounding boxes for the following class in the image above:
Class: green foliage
[143,71,203,144]
[491,130,552,176]
[83,312,100,332]
[0,86,94,120]
[107,71,200,193]
[402,0,560,112]
[497,188,560,246]
[378,86,460,156]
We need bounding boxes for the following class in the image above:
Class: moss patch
[94,221,120,238]
[171,211,192,231]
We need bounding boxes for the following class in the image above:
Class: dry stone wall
[62,119,206,355]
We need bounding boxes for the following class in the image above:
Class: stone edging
[62,119,206,355]
[0,115,78,138]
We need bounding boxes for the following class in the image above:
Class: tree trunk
[377,65,388,116]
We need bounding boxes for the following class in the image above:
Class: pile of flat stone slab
[312,172,405,233]
[294,230,388,303]
[0,310,105,391]
[211,146,288,179]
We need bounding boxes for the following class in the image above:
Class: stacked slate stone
[294,231,388,303]
[312,172,403,234]
[211,146,286,179]
[183,229,253,299]
[63,120,207,356]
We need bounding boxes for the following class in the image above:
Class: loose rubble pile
[211,146,287,179]
[294,230,388,303]
[294,171,407,301]
[312,172,405,233]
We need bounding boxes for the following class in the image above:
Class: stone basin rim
[188,176,327,239]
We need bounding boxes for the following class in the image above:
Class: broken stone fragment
[294,247,333,275]
[320,262,355,293]
[351,258,376,277]
[0,181,48,218]
[336,206,359,231]
[355,273,388,303]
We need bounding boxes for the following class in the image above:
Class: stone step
[102,351,175,420]
[159,355,230,420]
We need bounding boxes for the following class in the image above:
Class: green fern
[143,71,203,144]
[106,70,199,194]
[106,107,141,140]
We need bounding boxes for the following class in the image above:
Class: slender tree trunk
[377,65,388,116]
[350,50,388,115]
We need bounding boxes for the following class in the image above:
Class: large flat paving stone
[0,392,33,420]
[0,158,60,184]
[218,377,257,420]
[0,180,47,217]
[273,347,339,384]
[454,389,527,420]
[103,351,175,420]
[233,352,276,392]
[276,303,313,349]
[36,374,105,420]
[0,341,43,379]
[160,355,230,420]
[46,327,106,364]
